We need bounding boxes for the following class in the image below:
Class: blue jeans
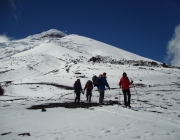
[98,89,105,103]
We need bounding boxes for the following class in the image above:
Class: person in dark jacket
[119,72,133,108]
[96,73,110,104]
[74,79,84,103]
[84,80,93,102]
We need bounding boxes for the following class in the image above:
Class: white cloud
[9,0,20,22]
[166,24,180,66]
[0,35,11,43]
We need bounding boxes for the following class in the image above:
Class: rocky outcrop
[88,55,180,69]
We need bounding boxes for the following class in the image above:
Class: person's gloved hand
[108,87,110,90]
[82,90,84,95]
[131,80,133,83]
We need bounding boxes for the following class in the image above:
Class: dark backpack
[92,75,102,87]
[92,75,97,86]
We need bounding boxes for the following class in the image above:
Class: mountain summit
[26,29,67,40]
[0,29,154,62]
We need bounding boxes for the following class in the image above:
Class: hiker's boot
[127,104,131,109]
[124,105,127,108]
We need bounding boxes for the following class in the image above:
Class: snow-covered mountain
[0,29,180,140]
[0,29,154,61]
[0,29,66,59]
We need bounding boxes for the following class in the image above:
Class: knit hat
[123,72,127,77]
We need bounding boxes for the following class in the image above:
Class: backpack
[86,80,93,89]
[92,75,97,86]
[92,75,102,87]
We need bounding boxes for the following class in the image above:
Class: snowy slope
[0,29,180,140]
[0,29,154,61]
[0,29,66,59]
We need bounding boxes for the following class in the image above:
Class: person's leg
[99,90,104,103]
[101,90,104,102]
[122,90,127,106]
[87,90,91,102]
[77,91,80,103]
[98,89,102,103]
[86,92,88,101]
[75,93,78,103]
[127,89,131,107]
[88,90,92,102]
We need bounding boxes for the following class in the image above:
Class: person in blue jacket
[96,73,110,104]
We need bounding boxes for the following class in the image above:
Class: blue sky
[1,0,180,65]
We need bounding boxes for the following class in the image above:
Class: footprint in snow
[132,136,141,138]
[51,137,60,140]
[127,123,134,127]
[145,132,154,136]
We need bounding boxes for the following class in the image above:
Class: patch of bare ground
[27,100,119,109]
[0,98,27,102]
[0,69,14,74]
[148,110,163,114]
[133,83,146,87]
[14,82,73,90]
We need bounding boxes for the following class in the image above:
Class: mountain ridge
[0,29,155,62]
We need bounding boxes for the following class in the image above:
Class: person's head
[77,79,80,82]
[103,72,106,78]
[123,72,127,77]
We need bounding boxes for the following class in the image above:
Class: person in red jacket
[119,72,133,108]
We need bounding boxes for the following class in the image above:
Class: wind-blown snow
[0,29,179,140]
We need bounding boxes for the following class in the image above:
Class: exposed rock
[162,63,169,68]
[18,133,31,136]
[0,85,4,95]
[1,132,12,136]
[88,55,180,69]
[42,108,46,112]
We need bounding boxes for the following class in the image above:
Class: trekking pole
[74,91,75,101]
[131,79,141,106]
[118,88,121,107]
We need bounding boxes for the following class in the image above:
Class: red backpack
[85,80,93,90]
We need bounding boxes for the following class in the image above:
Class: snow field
[0,30,180,139]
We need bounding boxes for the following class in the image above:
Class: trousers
[98,89,105,103]
[122,89,131,106]
[75,91,81,103]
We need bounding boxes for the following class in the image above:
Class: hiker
[119,72,133,108]
[74,79,84,103]
[84,80,93,102]
[96,72,110,104]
